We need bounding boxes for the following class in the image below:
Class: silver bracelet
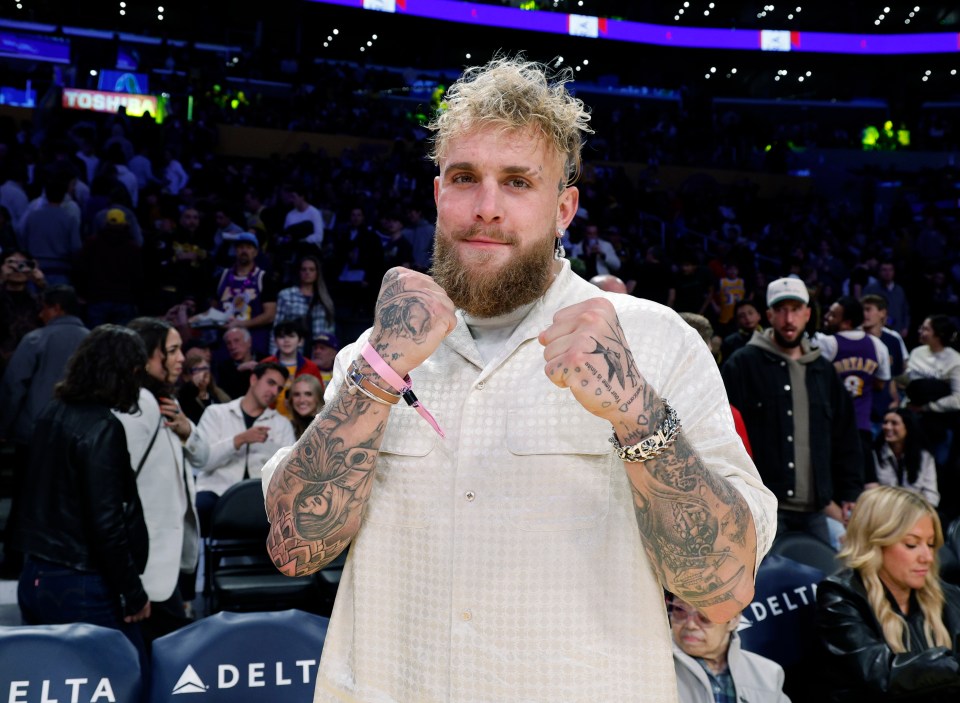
[610,401,681,463]
[345,372,392,406]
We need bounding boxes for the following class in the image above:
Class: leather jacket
[816,568,960,702]
[14,399,149,616]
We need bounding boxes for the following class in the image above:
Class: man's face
[180,208,200,233]
[224,329,252,361]
[349,208,364,227]
[669,597,737,662]
[215,211,230,229]
[311,342,337,370]
[766,300,811,348]
[2,253,32,286]
[736,304,760,333]
[432,125,578,318]
[248,369,285,409]
[880,263,895,283]
[823,302,845,334]
[862,303,886,331]
[235,242,257,267]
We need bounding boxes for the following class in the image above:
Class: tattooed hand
[369,267,458,377]
[539,297,646,424]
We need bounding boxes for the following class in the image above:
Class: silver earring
[554,231,565,260]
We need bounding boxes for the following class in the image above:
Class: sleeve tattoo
[596,321,754,611]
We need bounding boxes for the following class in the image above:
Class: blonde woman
[288,374,324,439]
[816,486,960,701]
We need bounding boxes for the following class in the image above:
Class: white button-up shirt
[266,260,777,703]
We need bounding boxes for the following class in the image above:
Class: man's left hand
[538,297,646,423]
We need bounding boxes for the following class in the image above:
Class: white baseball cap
[767,277,809,307]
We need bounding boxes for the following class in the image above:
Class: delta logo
[170,660,319,695]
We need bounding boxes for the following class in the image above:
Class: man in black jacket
[722,277,863,547]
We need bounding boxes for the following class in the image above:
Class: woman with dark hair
[13,324,151,663]
[114,317,209,642]
[904,315,960,521]
[816,486,960,701]
[873,409,940,507]
[271,254,335,353]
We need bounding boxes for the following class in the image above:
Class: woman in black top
[816,485,960,702]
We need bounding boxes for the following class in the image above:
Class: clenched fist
[367,267,458,378]
[539,297,648,424]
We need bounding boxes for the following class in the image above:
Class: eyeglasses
[668,604,714,628]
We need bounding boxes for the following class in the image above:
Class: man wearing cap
[722,277,863,546]
[91,204,143,246]
[206,231,277,356]
[310,331,340,386]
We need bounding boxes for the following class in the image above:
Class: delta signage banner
[61,87,158,118]
[149,610,330,702]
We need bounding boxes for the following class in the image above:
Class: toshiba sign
[62,88,157,117]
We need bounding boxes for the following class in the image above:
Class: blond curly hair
[427,55,593,189]
[839,485,951,653]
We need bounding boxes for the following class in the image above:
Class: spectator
[288,374,324,439]
[570,221,620,280]
[674,250,715,317]
[874,409,939,507]
[723,277,863,546]
[13,325,151,669]
[380,209,413,271]
[115,317,208,642]
[0,249,44,375]
[17,169,81,285]
[272,254,335,355]
[194,360,295,534]
[310,331,339,386]
[590,274,628,294]
[816,295,891,484]
[712,260,747,336]
[861,293,909,432]
[816,486,960,702]
[76,208,143,327]
[325,205,385,343]
[401,201,434,273]
[0,284,88,577]
[209,202,246,270]
[632,245,675,307]
[216,326,259,399]
[281,181,325,249]
[668,592,790,703]
[263,320,324,419]
[178,348,230,426]
[864,261,911,340]
[162,148,189,196]
[720,299,762,365]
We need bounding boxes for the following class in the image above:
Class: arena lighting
[308,0,960,55]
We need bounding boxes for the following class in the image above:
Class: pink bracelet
[360,342,445,438]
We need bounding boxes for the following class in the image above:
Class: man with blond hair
[264,56,776,702]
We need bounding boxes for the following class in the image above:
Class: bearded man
[263,56,776,703]
[722,277,863,548]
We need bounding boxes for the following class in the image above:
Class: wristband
[349,362,401,405]
[360,342,445,438]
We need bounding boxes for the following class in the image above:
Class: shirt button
[780,361,786,367]
[476,381,485,390]
[787,435,794,442]
[787,409,793,416]
[465,491,475,502]
[784,384,791,391]
[787,489,795,497]
[788,462,795,469]
[461,610,472,621]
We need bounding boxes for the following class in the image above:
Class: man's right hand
[235,426,270,449]
[366,267,457,378]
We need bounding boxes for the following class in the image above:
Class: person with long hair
[114,317,209,642]
[178,347,230,425]
[874,409,940,507]
[288,374,323,438]
[13,325,151,666]
[816,486,960,701]
[272,254,335,353]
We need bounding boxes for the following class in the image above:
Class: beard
[430,223,556,318]
[773,329,803,349]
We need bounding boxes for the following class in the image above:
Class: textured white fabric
[266,260,776,703]
[114,388,207,600]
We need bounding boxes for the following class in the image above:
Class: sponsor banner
[0,30,70,64]
[150,610,330,702]
[61,88,158,118]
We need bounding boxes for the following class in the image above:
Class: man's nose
[473,180,503,224]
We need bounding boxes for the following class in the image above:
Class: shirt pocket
[502,401,614,531]
[362,406,440,529]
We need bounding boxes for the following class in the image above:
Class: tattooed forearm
[374,271,433,349]
[619,387,756,619]
[265,386,388,577]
